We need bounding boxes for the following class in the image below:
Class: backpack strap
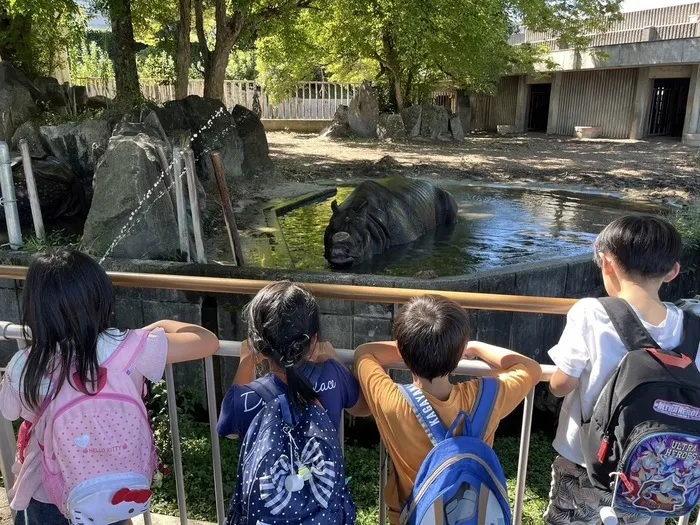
[102,330,150,372]
[305,363,324,391]
[468,378,500,440]
[399,384,448,446]
[598,297,660,352]
[675,311,700,361]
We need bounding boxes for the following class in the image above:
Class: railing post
[379,440,388,525]
[0,142,22,250]
[513,388,536,525]
[204,356,226,524]
[165,364,189,525]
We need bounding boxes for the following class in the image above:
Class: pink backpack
[36,330,158,523]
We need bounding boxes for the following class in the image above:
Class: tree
[194,0,312,100]
[257,0,621,111]
[175,0,191,98]
[105,0,141,102]
[0,0,83,78]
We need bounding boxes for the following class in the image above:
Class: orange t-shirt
[356,354,536,524]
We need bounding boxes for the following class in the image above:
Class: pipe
[183,149,206,263]
[0,142,22,249]
[18,140,45,240]
[172,147,190,261]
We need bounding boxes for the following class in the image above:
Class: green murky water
[276,183,661,277]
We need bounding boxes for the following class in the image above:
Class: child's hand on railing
[462,341,481,360]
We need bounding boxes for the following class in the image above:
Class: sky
[622,0,696,12]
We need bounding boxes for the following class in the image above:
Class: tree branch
[194,0,209,65]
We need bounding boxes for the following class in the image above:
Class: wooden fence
[75,78,358,120]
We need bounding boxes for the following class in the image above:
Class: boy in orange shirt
[354,294,541,524]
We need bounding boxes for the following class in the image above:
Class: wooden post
[172,147,190,261]
[155,145,177,214]
[210,151,245,266]
[18,140,45,240]
[183,149,207,263]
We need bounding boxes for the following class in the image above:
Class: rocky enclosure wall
[1,248,699,390]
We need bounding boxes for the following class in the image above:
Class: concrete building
[466,2,700,143]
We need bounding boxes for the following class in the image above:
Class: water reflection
[277,183,661,277]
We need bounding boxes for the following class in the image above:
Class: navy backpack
[399,379,511,525]
[225,372,355,525]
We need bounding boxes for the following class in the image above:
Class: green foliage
[20,230,82,253]
[674,200,700,245]
[227,50,256,80]
[0,0,85,77]
[70,40,114,81]
[137,49,176,81]
[257,0,622,109]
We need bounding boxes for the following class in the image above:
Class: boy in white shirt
[544,215,697,525]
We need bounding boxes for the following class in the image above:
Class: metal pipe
[165,364,189,525]
[155,144,177,213]
[143,511,153,525]
[18,140,45,240]
[172,147,190,261]
[204,356,226,524]
[0,142,22,249]
[513,388,535,525]
[183,149,206,263]
[379,440,388,525]
[0,266,577,315]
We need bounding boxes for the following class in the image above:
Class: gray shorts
[543,456,652,525]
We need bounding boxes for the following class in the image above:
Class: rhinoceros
[323,177,458,268]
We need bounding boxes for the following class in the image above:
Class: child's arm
[232,339,257,386]
[143,320,219,363]
[353,341,403,367]
[549,370,579,397]
[464,341,542,384]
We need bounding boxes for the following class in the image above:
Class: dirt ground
[264,132,700,204]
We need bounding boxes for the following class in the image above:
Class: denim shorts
[14,499,127,525]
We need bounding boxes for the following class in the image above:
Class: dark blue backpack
[399,379,512,525]
[225,372,356,525]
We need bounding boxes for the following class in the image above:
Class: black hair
[594,214,682,278]
[393,295,470,381]
[20,249,114,411]
[246,281,319,409]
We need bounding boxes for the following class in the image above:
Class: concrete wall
[471,76,519,131]
[2,247,699,389]
[262,119,331,133]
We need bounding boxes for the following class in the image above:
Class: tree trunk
[391,72,404,112]
[175,0,191,99]
[108,0,141,103]
[203,45,231,100]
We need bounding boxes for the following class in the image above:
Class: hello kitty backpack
[34,330,158,524]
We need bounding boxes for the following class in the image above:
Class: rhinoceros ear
[331,200,338,213]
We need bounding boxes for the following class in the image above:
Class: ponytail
[246,282,320,409]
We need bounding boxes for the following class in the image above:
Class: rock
[449,114,465,140]
[155,95,244,184]
[11,121,49,157]
[0,62,40,142]
[86,95,111,110]
[231,104,271,175]
[377,113,406,140]
[40,119,111,197]
[320,105,350,139]
[420,104,450,140]
[348,81,379,138]
[69,86,88,113]
[374,155,401,169]
[82,133,179,260]
[497,125,516,135]
[33,77,68,114]
[401,105,422,138]
[0,155,86,227]
[414,269,438,280]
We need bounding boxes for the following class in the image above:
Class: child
[545,215,691,525]
[217,280,369,439]
[354,294,541,525]
[0,249,220,525]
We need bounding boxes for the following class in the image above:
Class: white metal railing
[73,78,358,120]
[0,320,697,525]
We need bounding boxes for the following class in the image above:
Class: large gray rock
[155,95,244,184]
[0,155,86,227]
[401,105,422,138]
[11,121,49,157]
[231,104,271,175]
[70,86,88,113]
[40,119,111,195]
[348,81,379,138]
[320,105,350,139]
[377,113,406,140]
[0,62,40,142]
[34,76,69,115]
[82,133,179,260]
[86,95,111,110]
[449,114,465,140]
[420,104,450,140]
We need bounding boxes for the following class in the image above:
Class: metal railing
[0,268,697,525]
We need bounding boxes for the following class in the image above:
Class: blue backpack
[399,379,512,525]
[225,372,356,525]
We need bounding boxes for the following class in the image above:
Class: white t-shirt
[548,298,700,466]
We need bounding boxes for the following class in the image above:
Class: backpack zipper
[402,453,508,523]
[53,393,149,424]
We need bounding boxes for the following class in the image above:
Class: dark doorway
[528,84,551,132]
[647,78,690,137]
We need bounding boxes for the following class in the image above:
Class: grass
[673,199,700,245]
[19,230,81,253]
[149,405,556,524]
